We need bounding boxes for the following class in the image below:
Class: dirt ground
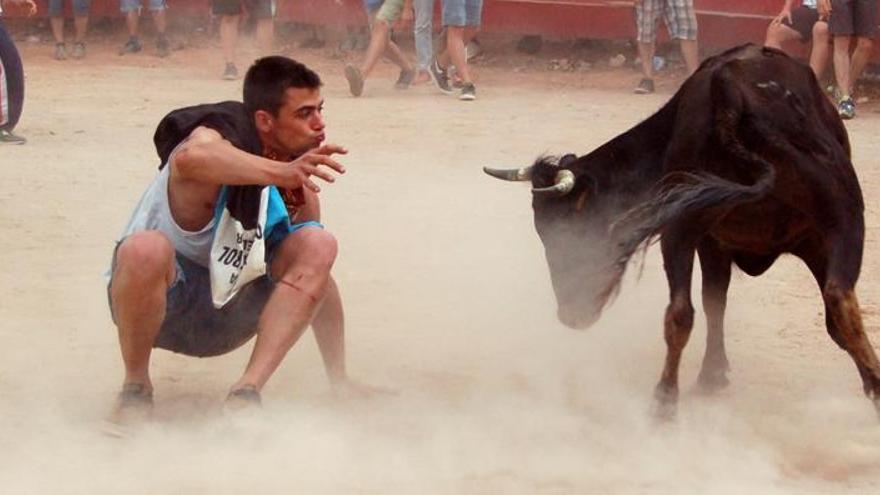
[2,30,880,494]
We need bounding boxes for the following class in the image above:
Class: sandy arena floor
[1,34,880,494]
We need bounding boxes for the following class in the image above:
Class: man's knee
[277,228,338,272]
[813,21,829,40]
[115,231,175,281]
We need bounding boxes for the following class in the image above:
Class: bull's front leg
[654,237,696,419]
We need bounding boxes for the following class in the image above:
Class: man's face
[263,87,325,158]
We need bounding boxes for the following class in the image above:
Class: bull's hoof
[652,385,678,422]
[696,370,730,394]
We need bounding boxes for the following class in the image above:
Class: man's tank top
[118,164,215,266]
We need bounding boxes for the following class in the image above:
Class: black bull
[485,44,880,415]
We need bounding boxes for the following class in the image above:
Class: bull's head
[485,155,626,329]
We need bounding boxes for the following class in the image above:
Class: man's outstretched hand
[278,143,347,193]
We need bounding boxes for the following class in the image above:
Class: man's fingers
[313,143,348,156]
[307,154,346,174]
[303,179,321,193]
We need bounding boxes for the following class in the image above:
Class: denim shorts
[441,0,483,27]
[48,0,91,16]
[107,221,322,358]
[120,0,166,13]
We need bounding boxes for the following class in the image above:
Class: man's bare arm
[172,126,346,191]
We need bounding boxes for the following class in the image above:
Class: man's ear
[254,109,274,133]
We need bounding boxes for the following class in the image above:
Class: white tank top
[118,164,215,266]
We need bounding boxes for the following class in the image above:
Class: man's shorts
[782,5,822,42]
[106,221,321,358]
[441,0,483,27]
[635,0,698,44]
[212,0,275,19]
[48,0,91,17]
[367,0,405,24]
[120,0,166,13]
[829,0,878,38]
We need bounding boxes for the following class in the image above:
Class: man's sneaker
[838,97,856,120]
[71,42,86,59]
[108,383,154,425]
[344,64,365,97]
[634,78,655,94]
[222,63,238,80]
[119,37,142,55]
[394,68,415,89]
[459,82,476,101]
[54,43,67,60]
[0,129,26,144]
[428,59,454,95]
[156,37,170,58]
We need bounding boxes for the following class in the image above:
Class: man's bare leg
[220,14,240,66]
[849,37,874,94]
[231,228,337,391]
[810,22,831,80]
[111,231,176,390]
[638,41,656,80]
[833,35,853,98]
[679,39,699,75]
[312,276,346,384]
[440,25,475,83]
[256,17,274,55]
[360,20,391,78]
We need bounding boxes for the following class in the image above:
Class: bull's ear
[558,153,578,168]
[574,173,596,212]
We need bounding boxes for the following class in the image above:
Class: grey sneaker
[838,97,856,120]
[634,78,655,94]
[394,68,415,90]
[344,64,365,97]
[71,42,86,59]
[156,37,169,58]
[119,37,142,55]
[428,59,454,95]
[0,129,26,144]
[222,63,238,80]
[54,43,67,60]
[459,82,476,101]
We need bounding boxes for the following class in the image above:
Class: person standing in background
[632,0,699,94]
[118,0,170,58]
[819,0,876,119]
[48,0,91,60]
[427,0,483,100]
[214,0,276,80]
[0,0,36,144]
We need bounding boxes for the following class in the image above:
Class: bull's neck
[578,100,677,206]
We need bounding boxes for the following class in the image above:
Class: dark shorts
[108,250,274,357]
[212,0,274,18]
[783,6,821,41]
[829,0,878,37]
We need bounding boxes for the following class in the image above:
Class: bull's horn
[532,169,576,197]
[483,166,533,181]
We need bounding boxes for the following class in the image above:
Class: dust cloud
[2,40,880,494]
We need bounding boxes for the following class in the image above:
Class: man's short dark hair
[243,56,322,117]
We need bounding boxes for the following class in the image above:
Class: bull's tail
[611,63,777,271]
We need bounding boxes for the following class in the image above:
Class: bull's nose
[557,306,599,330]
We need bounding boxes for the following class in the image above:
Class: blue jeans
[413,0,435,70]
